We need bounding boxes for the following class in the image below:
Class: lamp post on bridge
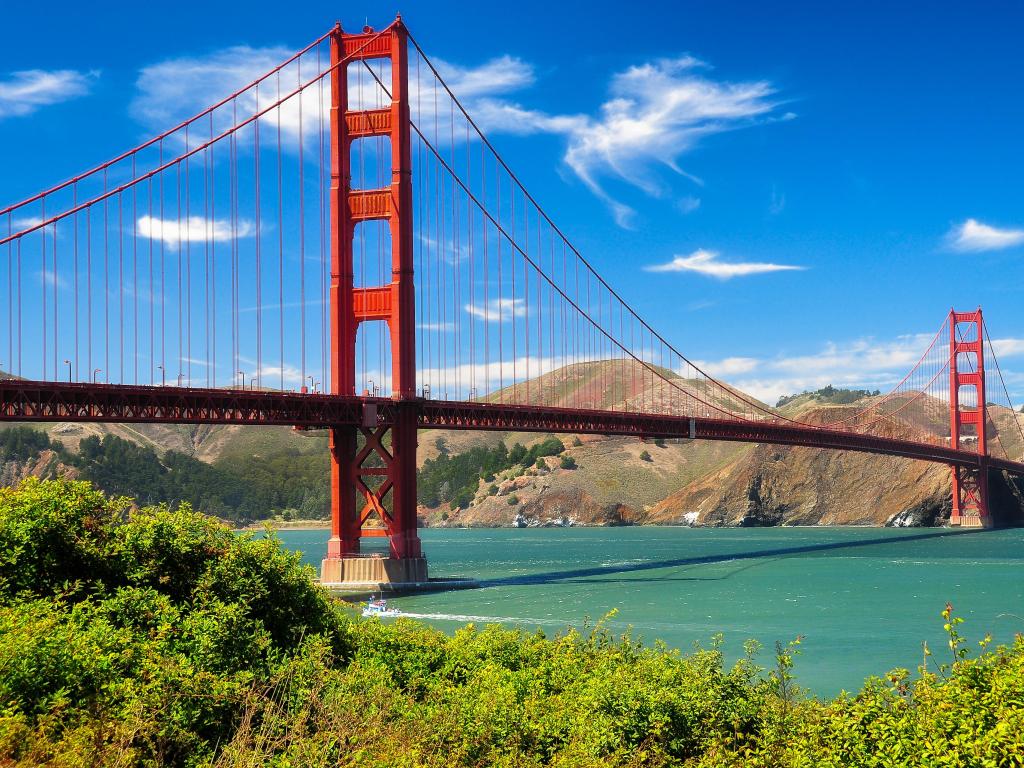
[63,359,71,383]
[177,373,185,388]
[92,368,102,384]
[156,365,165,386]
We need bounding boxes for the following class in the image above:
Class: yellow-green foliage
[1,479,1023,767]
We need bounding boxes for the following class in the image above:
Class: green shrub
[560,454,578,470]
[507,494,520,506]
[639,449,652,462]
[3,480,1024,768]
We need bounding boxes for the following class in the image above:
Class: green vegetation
[0,426,60,465]
[560,454,578,470]
[640,449,653,462]
[2,479,1024,766]
[0,427,329,522]
[776,385,882,408]
[418,437,564,509]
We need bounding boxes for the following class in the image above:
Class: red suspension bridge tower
[322,19,426,585]
[949,308,991,528]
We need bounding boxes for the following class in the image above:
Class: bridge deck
[2,381,1021,475]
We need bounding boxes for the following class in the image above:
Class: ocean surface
[273,526,1024,697]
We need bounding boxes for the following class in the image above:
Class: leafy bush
[640,449,653,462]
[560,454,578,470]
[3,480,1024,767]
[507,494,520,506]
[0,478,349,766]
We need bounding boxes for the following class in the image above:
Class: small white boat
[362,596,401,618]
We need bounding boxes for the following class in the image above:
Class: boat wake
[399,611,568,626]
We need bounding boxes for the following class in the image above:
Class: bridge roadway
[3,380,1023,476]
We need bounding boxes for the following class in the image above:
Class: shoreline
[235,520,952,532]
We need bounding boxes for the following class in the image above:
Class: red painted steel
[949,308,990,526]
[4,382,1024,478]
[327,18,421,563]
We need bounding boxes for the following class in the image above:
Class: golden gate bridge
[2,17,1023,585]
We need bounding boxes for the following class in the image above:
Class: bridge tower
[321,18,426,585]
[948,308,991,528]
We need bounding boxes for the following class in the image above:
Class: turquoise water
[275,526,1024,697]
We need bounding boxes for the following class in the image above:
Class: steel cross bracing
[3,17,1024,580]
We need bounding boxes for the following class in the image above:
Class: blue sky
[1,0,1023,404]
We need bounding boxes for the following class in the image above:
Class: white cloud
[948,218,1024,252]
[644,248,803,279]
[0,69,97,119]
[433,55,535,101]
[136,215,254,245]
[130,46,530,151]
[991,338,1024,358]
[464,297,526,322]
[676,196,701,214]
[131,45,342,146]
[695,333,1024,406]
[129,43,784,229]
[563,57,778,222]
[424,53,784,227]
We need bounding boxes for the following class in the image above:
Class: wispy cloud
[131,45,337,145]
[455,55,786,227]
[644,249,803,279]
[464,297,526,322]
[136,215,254,245]
[400,51,789,227]
[948,218,1024,252]
[0,69,98,119]
[563,57,782,226]
[130,45,528,150]
[676,196,701,214]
